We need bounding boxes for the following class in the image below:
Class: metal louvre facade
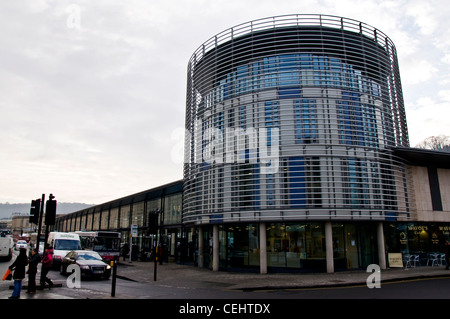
[183,15,411,225]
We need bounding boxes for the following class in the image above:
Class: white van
[47,232,81,269]
[0,236,13,261]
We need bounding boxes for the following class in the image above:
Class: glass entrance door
[358,224,378,268]
[344,223,378,269]
[345,224,359,269]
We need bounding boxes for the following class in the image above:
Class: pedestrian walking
[40,246,53,288]
[8,247,28,299]
[27,248,41,294]
[122,243,129,261]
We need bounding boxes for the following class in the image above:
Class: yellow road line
[254,275,450,292]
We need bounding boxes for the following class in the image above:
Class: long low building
[55,180,185,263]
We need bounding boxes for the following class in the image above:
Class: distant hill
[0,202,95,219]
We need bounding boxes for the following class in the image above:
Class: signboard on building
[388,253,404,268]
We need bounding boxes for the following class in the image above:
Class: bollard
[111,257,117,297]
[154,245,158,281]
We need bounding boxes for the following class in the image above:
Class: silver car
[15,240,28,250]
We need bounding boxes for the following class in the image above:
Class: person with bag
[8,247,28,299]
[27,248,41,294]
[40,245,53,288]
[2,268,12,281]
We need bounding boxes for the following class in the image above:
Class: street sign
[131,224,138,238]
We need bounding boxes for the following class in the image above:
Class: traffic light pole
[36,194,45,254]
[43,194,56,247]
[30,193,56,255]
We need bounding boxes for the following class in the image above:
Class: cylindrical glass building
[184,15,411,271]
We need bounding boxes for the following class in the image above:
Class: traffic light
[45,194,57,225]
[148,211,159,234]
[29,199,41,224]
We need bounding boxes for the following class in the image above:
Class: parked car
[15,240,28,250]
[60,250,111,279]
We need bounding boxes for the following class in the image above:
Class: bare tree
[415,135,450,152]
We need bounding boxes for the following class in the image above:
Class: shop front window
[131,202,144,227]
[109,207,119,230]
[120,206,130,229]
[332,224,346,269]
[405,223,446,253]
[267,222,326,270]
[220,224,259,269]
[385,222,450,267]
[267,223,286,268]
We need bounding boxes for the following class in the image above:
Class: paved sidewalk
[2,261,449,299]
[115,260,450,291]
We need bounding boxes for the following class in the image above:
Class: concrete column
[259,222,267,274]
[325,221,334,273]
[212,224,219,271]
[377,222,387,270]
[198,226,204,268]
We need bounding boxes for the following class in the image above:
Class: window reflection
[265,222,326,269]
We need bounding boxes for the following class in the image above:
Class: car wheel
[60,264,66,275]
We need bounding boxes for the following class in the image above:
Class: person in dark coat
[122,243,129,261]
[27,248,41,294]
[8,248,28,299]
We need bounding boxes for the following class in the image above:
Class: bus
[74,231,121,261]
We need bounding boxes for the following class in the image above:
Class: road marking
[252,275,450,292]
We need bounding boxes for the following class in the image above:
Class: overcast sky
[1,0,449,204]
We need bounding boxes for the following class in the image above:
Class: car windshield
[54,239,81,250]
[77,253,102,261]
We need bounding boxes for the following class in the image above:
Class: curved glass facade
[184,15,410,226]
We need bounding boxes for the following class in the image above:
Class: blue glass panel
[289,157,306,208]
[278,87,301,99]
